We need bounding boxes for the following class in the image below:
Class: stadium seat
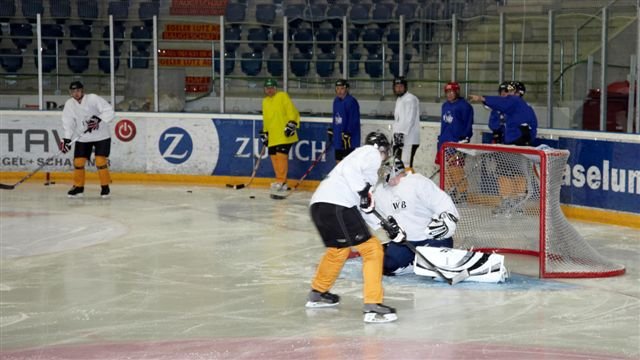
[395,3,419,26]
[131,25,152,52]
[98,49,120,73]
[128,49,149,69]
[387,28,403,54]
[139,1,159,27]
[107,0,129,27]
[33,48,57,73]
[284,4,305,30]
[41,24,64,50]
[21,0,44,23]
[340,52,361,77]
[240,52,263,77]
[102,25,125,49]
[362,28,382,55]
[267,52,283,77]
[365,53,383,78]
[66,48,89,73]
[315,28,336,54]
[77,0,99,25]
[69,24,92,50]
[0,48,24,73]
[340,28,360,53]
[255,4,276,27]
[389,53,411,78]
[214,51,235,75]
[325,5,345,32]
[371,3,394,30]
[247,27,268,53]
[349,4,370,29]
[271,29,285,54]
[224,27,241,54]
[292,28,313,54]
[225,3,245,28]
[315,53,335,78]
[50,0,71,24]
[10,23,33,50]
[303,4,327,27]
[0,0,16,23]
[290,52,311,78]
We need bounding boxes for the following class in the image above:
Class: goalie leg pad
[413,247,508,283]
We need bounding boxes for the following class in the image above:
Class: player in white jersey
[306,131,398,323]
[60,81,115,198]
[392,76,421,170]
[367,157,459,276]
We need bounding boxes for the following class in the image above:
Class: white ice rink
[0,182,638,359]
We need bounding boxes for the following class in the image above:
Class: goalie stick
[370,208,470,285]
[226,144,267,190]
[270,144,331,199]
[0,132,86,190]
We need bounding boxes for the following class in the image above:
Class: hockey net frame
[440,142,625,278]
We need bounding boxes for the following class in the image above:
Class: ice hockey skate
[305,290,340,308]
[67,186,84,198]
[363,303,397,323]
[270,182,290,200]
[100,185,110,199]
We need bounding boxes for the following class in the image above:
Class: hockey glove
[327,127,334,143]
[425,212,458,240]
[341,132,351,149]
[515,123,532,146]
[458,137,470,144]
[392,133,404,153]
[284,121,297,137]
[59,138,71,154]
[87,115,102,133]
[492,130,503,144]
[358,183,375,214]
[259,131,268,146]
[382,215,406,243]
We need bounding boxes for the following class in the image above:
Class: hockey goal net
[440,142,625,278]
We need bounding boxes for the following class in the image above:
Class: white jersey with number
[61,93,115,142]
[310,145,384,208]
[367,172,459,241]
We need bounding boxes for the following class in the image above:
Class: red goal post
[440,142,625,278]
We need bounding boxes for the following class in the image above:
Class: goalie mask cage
[440,143,625,278]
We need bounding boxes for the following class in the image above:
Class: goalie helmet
[364,131,390,155]
[382,157,406,184]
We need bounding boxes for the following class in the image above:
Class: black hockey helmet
[364,131,391,154]
[498,81,510,93]
[335,78,349,88]
[392,76,407,87]
[382,157,406,183]
[69,81,84,90]
[514,81,526,96]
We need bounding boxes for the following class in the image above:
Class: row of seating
[0,0,159,26]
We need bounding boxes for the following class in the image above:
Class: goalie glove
[425,212,458,240]
[382,215,406,243]
[259,131,268,146]
[59,138,71,153]
[86,115,101,133]
[357,183,374,214]
[284,121,297,137]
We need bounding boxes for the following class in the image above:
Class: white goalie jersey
[413,246,509,283]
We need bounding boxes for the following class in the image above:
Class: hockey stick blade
[0,183,16,190]
[226,183,245,190]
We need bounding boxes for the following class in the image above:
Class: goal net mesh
[441,143,625,278]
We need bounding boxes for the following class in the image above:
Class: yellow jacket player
[260,78,300,198]
[60,81,115,198]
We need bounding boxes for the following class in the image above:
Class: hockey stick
[0,132,86,190]
[226,143,267,190]
[370,209,469,285]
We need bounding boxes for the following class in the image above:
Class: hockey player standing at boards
[365,157,459,276]
[260,78,301,198]
[60,81,115,199]
[487,81,511,144]
[391,76,421,170]
[436,81,474,166]
[306,132,398,323]
[328,79,361,163]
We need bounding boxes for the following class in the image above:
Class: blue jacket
[438,98,474,151]
[483,95,537,144]
[332,93,361,150]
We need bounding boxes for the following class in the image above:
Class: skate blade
[270,194,288,200]
[67,194,84,198]
[363,312,398,323]
[305,301,339,308]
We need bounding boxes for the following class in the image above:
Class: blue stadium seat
[10,23,33,50]
[315,53,335,78]
[240,52,263,76]
[395,3,419,26]
[326,5,345,32]
[66,48,89,73]
[21,0,44,23]
[33,48,57,73]
[247,27,268,53]
[255,4,276,27]
[271,29,285,53]
[69,24,92,50]
[387,28,403,54]
[41,24,63,50]
[0,0,16,23]
[107,0,129,26]
[1,48,24,73]
[50,0,71,24]
[139,1,159,27]
[340,28,360,53]
[303,4,326,27]
[340,52,361,77]
[131,25,152,52]
[225,3,245,28]
[371,3,394,30]
[224,27,241,54]
[292,28,313,54]
[349,4,370,29]
[129,49,149,69]
[98,49,120,73]
[102,25,125,49]
[77,0,99,25]
[284,4,304,30]
[214,51,235,74]
[362,28,382,55]
[389,53,411,78]
[267,52,283,77]
[316,28,336,54]
[290,52,311,78]
[365,53,383,78]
